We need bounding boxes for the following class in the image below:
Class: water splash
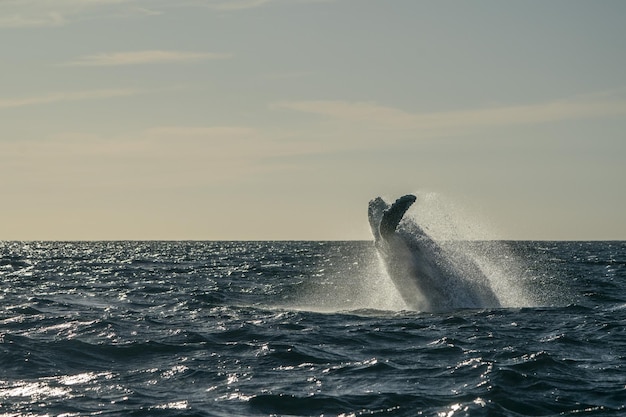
[402,191,551,308]
[283,191,563,313]
[281,242,407,313]
[403,190,498,242]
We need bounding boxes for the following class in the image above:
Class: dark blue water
[1,241,625,416]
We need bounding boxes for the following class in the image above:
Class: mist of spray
[403,191,538,308]
[284,243,408,314]
[287,191,555,314]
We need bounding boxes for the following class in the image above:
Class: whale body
[368,194,500,312]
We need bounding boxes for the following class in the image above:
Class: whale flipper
[379,194,417,238]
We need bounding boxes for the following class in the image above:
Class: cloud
[0,0,335,27]
[0,0,134,28]
[0,12,66,28]
[0,124,324,192]
[208,0,273,11]
[188,0,336,11]
[144,126,256,137]
[62,50,232,67]
[0,89,139,109]
[273,94,626,133]
[273,100,415,128]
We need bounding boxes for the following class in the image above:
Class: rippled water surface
[1,241,625,416]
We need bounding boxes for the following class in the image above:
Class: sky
[1,0,625,241]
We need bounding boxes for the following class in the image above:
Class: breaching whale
[368,194,500,312]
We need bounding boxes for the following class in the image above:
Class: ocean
[1,240,625,416]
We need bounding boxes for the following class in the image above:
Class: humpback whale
[368,194,500,312]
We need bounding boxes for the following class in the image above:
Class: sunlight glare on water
[0,241,624,415]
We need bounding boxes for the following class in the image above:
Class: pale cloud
[62,50,232,67]
[0,125,322,190]
[0,0,133,27]
[0,11,66,28]
[0,89,139,109]
[209,0,272,11]
[273,100,415,127]
[273,95,626,133]
[139,125,323,161]
[145,126,256,137]
[0,0,334,27]
[186,0,333,11]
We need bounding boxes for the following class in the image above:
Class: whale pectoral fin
[368,197,390,241]
[380,194,417,237]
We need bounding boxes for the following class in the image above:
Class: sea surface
[1,240,625,416]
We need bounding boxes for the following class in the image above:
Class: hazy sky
[2,0,625,240]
